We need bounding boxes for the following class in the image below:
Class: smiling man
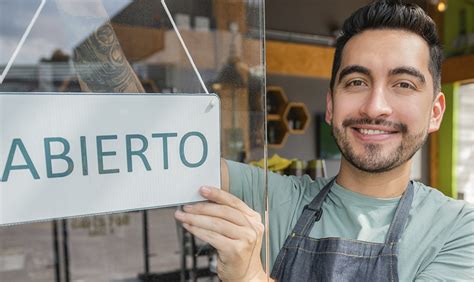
[175,0,474,281]
[327,28,444,198]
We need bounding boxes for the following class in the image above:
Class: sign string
[160,0,210,95]
[0,0,46,84]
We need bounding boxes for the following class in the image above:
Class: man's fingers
[176,210,251,240]
[181,221,261,270]
[182,202,248,226]
[181,222,233,252]
[200,187,257,216]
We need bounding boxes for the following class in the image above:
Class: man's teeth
[358,128,389,135]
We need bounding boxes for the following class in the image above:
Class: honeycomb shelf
[267,86,288,116]
[267,120,289,149]
[266,86,311,148]
[284,102,310,134]
[266,86,288,147]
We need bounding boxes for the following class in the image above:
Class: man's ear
[428,92,446,133]
[325,91,333,125]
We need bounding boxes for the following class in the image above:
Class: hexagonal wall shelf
[266,86,312,148]
[267,120,289,148]
[266,86,288,121]
[284,102,311,134]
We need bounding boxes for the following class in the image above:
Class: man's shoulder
[413,181,472,207]
[405,182,474,280]
[412,181,474,224]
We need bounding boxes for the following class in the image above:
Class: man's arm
[56,0,144,93]
[73,21,145,93]
[415,207,474,280]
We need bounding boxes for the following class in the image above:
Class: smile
[350,126,400,142]
[357,128,393,135]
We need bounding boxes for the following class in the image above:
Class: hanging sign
[0,93,221,225]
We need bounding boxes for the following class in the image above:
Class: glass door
[0,0,266,280]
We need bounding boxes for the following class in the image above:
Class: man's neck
[336,158,412,198]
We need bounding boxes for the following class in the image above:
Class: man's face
[326,29,445,173]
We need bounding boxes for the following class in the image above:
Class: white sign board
[0,93,221,225]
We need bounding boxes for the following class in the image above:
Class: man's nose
[359,86,393,118]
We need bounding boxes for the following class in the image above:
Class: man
[175,0,474,281]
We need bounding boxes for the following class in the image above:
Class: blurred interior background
[0,0,471,281]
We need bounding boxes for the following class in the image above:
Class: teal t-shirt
[227,160,474,281]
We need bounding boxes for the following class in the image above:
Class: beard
[332,118,428,173]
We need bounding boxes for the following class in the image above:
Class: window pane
[0,0,266,280]
[458,84,474,203]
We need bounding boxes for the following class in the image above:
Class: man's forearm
[73,22,145,93]
[72,21,145,93]
[56,0,144,93]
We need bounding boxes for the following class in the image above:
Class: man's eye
[396,82,415,89]
[347,80,365,87]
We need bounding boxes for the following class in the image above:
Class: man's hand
[175,187,267,281]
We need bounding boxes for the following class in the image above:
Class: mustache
[342,118,408,134]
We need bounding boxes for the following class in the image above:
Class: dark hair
[329,0,443,94]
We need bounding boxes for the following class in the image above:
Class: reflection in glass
[0,0,265,281]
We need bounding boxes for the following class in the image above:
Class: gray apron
[271,178,414,281]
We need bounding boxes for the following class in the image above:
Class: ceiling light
[437,1,447,12]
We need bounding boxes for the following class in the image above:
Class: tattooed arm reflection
[55,0,144,93]
[73,22,145,93]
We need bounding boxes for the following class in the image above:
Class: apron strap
[292,177,336,236]
[384,181,414,244]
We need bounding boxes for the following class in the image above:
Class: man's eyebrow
[338,65,371,84]
[389,67,426,84]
